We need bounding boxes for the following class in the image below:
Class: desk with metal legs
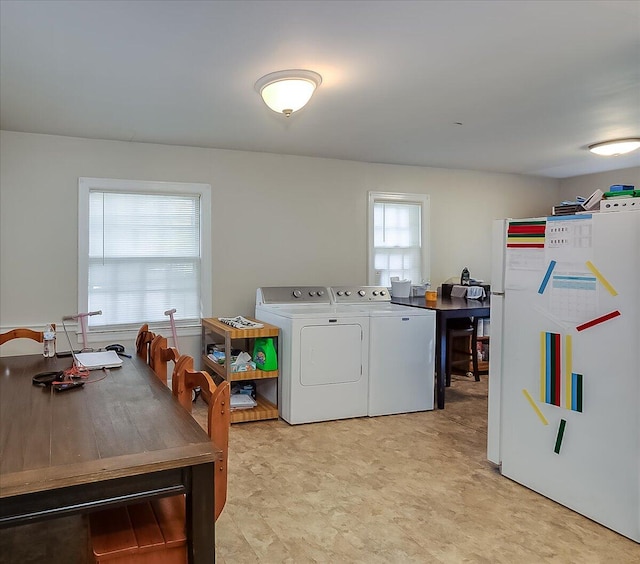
[0,354,218,563]
[391,296,491,409]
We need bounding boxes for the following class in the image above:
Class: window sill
[65,323,203,345]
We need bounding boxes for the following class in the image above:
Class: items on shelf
[253,337,278,371]
[206,348,257,372]
[230,395,257,410]
[552,201,586,216]
[230,351,256,373]
[603,189,640,199]
[230,381,257,410]
[201,317,279,423]
[207,347,226,364]
[552,186,638,216]
[217,316,263,329]
[476,339,490,362]
[231,381,256,398]
[600,184,640,212]
[450,285,486,300]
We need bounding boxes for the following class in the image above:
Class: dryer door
[299,323,363,385]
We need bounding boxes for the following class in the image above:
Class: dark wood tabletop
[391,295,491,409]
[0,353,218,563]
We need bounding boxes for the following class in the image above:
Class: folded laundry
[218,316,263,329]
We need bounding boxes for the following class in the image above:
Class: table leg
[436,313,446,409]
[187,462,215,563]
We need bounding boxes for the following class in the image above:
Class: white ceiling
[1,0,639,178]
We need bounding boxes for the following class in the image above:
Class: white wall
[559,167,640,202]
[1,130,561,357]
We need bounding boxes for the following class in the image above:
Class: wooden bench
[89,497,187,564]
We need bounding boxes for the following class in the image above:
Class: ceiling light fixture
[255,69,322,117]
[588,138,640,156]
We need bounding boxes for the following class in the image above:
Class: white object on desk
[390,279,411,298]
[75,350,123,370]
[451,285,486,300]
[450,285,468,298]
[466,286,486,300]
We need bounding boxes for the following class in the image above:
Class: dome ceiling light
[255,70,322,117]
[588,138,640,156]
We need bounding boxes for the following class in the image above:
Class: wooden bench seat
[89,496,187,563]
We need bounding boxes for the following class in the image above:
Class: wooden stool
[446,317,482,385]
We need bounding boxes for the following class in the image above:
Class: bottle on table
[43,324,56,357]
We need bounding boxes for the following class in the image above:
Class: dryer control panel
[257,286,331,305]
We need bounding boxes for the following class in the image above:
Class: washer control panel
[330,286,391,303]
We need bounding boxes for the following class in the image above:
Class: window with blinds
[78,178,211,333]
[368,192,430,287]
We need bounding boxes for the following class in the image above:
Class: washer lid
[342,302,436,317]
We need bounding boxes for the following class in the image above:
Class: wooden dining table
[391,295,491,409]
[0,353,218,563]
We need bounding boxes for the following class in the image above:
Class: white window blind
[79,178,211,333]
[368,192,430,287]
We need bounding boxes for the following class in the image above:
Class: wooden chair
[135,324,155,363]
[183,369,230,521]
[88,363,230,564]
[0,328,45,346]
[149,335,180,386]
[446,317,485,385]
[170,354,197,413]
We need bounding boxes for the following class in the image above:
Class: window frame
[78,177,211,342]
[367,191,430,287]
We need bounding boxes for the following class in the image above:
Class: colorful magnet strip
[576,310,621,332]
[541,332,561,406]
[585,261,618,296]
[565,335,572,410]
[507,220,546,248]
[554,419,567,454]
[523,388,549,425]
[571,373,583,413]
[538,260,556,294]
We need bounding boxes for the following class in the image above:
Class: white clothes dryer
[255,287,369,425]
[330,286,436,416]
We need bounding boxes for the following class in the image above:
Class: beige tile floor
[2,374,638,563]
[210,375,639,563]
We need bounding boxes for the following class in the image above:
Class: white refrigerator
[487,209,639,543]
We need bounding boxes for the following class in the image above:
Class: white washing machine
[330,286,436,416]
[255,286,369,425]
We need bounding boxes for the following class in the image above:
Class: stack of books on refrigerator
[551,189,605,216]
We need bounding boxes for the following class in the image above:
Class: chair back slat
[171,355,195,412]
[149,335,169,383]
[135,324,155,363]
[0,328,46,346]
